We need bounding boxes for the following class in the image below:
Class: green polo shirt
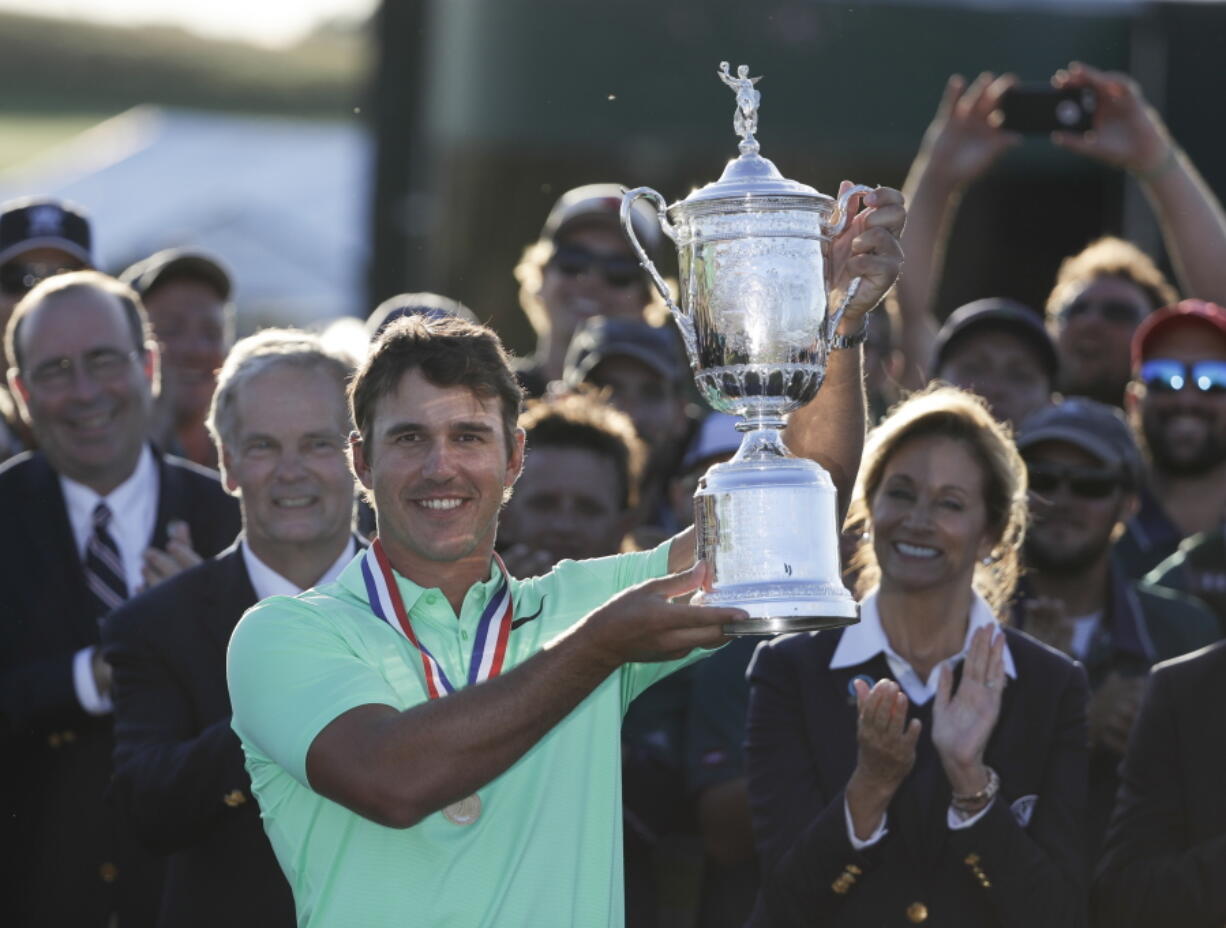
[228,541,702,928]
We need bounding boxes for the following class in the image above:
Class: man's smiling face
[354,367,524,572]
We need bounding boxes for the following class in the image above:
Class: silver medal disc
[442,793,482,826]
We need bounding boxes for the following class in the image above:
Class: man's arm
[666,185,906,575]
[895,74,1018,390]
[297,562,740,829]
[1053,63,1226,306]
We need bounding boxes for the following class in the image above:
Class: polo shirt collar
[337,546,504,623]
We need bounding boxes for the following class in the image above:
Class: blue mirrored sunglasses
[1140,358,1226,394]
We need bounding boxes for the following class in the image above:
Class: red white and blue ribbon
[360,539,514,699]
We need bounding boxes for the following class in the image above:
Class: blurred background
[1,0,1224,354]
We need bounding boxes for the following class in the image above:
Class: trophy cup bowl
[621,62,867,635]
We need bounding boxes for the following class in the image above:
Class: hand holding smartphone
[999,84,1097,134]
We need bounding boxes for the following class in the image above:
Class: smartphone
[999,85,1097,134]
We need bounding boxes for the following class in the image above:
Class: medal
[442,793,482,826]
[360,540,515,824]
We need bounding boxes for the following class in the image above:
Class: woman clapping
[745,385,1088,927]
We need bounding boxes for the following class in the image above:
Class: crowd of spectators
[1,59,1225,928]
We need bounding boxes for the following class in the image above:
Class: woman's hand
[932,625,1006,797]
[846,678,921,840]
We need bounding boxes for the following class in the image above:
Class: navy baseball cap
[121,248,233,303]
[0,197,92,267]
[1016,397,1143,487]
[541,183,663,253]
[932,297,1059,380]
[365,292,478,341]
[563,316,684,387]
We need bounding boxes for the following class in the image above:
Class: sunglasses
[1059,297,1147,326]
[548,245,643,289]
[1026,463,1123,500]
[0,262,78,296]
[1140,358,1226,394]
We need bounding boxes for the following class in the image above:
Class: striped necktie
[83,501,128,612]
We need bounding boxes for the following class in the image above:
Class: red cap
[1131,299,1226,369]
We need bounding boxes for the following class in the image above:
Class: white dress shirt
[833,588,1018,848]
[241,537,357,602]
[61,445,159,716]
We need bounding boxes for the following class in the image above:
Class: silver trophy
[622,62,868,635]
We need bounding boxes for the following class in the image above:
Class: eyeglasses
[0,262,79,296]
[1026,463,1123,499]
[1059,297,1147,326]
[548,245,643,289]
[1140,358,1226,394]
[27,349,142,393]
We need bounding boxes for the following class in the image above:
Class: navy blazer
[746,625,1089,928]
[102,538,365,928]
[1093,640,1226,927]
[0,448,240,928]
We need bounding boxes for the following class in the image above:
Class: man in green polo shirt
[227,186,904,927]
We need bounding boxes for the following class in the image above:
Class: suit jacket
[1092,640,1226,927]
[0,447,240,928]
[745,626,1089,928]
[103,543,299,927]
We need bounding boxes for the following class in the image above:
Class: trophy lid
[677,63,831,208]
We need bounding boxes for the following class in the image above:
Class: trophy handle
[822,183,874,341]
[620,187,698,361]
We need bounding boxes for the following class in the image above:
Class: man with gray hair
[103,328,362,928]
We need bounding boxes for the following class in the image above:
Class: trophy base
[719,597,859,636]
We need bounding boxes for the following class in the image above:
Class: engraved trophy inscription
[622,63,870,634]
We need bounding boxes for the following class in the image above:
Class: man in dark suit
[1093,640,1226,927]
[0,271,240,927]
[104,329,362,927]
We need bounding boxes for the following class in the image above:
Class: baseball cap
[564,316,684,388]
[366,292,478,341]
[0,197,92,267]
[121,248,232,303]
[932,297,1059,380]
[1131,299,1226,369]
[1016,397,1143,487]
[680,412,742,474]
[541,183,663,254]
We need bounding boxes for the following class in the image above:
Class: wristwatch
[830,315,869,350]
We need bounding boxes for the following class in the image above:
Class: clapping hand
[846,678,921,839]
[932,625,1006,797]
[140,519,203,591]
[1051,62,1172,177]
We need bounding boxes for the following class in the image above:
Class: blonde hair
[1046,236,1178,322]
[846,384,1028,615]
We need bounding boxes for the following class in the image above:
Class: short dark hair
[6,270,151,373]
[350,314,522,456]
[519,389,645,510]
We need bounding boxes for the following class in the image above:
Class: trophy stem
[733,415,791,461]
